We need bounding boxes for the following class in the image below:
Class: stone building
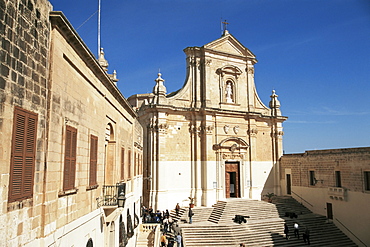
[128,30,287,210]
[279,147,370,246]
[0,1,143,246]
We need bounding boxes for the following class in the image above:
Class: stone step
[180,197,357,247]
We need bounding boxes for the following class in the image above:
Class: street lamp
[117,192,126,208]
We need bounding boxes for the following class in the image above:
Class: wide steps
[180,197,357,247]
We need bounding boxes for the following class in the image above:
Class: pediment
[204,33,255,58]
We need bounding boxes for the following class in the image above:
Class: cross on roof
[222,20,230,32]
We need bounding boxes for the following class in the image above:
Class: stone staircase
[179,197,357,247]
[136,224,160,247]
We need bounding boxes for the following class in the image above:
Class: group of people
[142,204,183,247]
[142,206,172,224]
[238,222,310,246]
[284,222,311,245]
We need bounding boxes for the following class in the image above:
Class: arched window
[127,209,134,238]
[119,215,128,247]
[105,123,115,142]
[86,238,93,247]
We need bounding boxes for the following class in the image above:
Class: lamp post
[117,192,126,208]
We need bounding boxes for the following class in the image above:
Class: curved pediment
[213,137,249,151]
[216,65,243,78]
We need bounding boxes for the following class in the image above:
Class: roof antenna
[220,17,223,35]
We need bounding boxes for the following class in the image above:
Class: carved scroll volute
[157,123,168,134]
[248,128,258,137]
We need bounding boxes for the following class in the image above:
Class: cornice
[140,104,287,122]
[49,11,137,118]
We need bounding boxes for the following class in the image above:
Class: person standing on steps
[294,222,300,239]
[160,233,167,247]
[303,227,310,245]
[175,203,180,216]
[284,223,290,239]
[163,216,169,234]
[176,233,182,247]
[188,208,194,224]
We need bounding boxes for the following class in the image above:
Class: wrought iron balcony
[97,183,126,207]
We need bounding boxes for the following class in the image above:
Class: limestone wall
[280,147,370,246]
[0,1,143,246]
[0,0,52,245]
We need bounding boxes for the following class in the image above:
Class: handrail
[137,224,160,247]
[335,218,367,247]
[291,191,314,208]
[153,224,161,247]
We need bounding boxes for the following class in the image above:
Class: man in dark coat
[188,208,194,224]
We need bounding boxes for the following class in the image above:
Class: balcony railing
[97,183,126,207]
[328,186,347,201]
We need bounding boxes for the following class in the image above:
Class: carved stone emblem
[223,125,230,134]
[233,126,239,134]
[230,144,237,152]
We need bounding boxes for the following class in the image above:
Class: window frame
[309,170,316,186]
[89,135,98,186]
[121,147,125,180]
[364,171,370,191]
[63,125,77,191]
[128,150,131,179]
[335,171,342,188]
[8,107,38,203]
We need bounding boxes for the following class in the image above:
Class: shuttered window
[8,107,38,202]
[128,150,131,179]
[89,135,98,186]
[121,148,125,180]
[63,126,77,191]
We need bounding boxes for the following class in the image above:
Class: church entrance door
[225,162,240,198]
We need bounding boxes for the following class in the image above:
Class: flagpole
[98,0,101,57]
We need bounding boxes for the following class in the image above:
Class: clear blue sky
[49,0,370,154]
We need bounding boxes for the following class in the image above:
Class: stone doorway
[225,162,240,198]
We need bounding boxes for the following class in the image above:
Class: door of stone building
[327,202,333,220]
[225,162,240,198]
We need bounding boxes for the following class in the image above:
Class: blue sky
[49,0,370,154]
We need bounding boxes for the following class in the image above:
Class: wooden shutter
[9,107,38,202]
[128,150,131,179]
[121,148,125,180]
[89,135,98,186]
[63,126,77,191]
[134,152,137,176]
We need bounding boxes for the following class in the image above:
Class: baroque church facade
[2,0,368,246]
[128,30,287,210]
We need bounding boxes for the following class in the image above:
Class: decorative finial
[269,89,281,116]
[98,47,109,71]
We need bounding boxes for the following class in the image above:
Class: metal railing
[97,183,126,207]
[335,218,367,247]
[291,191,314,208]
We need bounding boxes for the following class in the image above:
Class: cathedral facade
[129,30,287,210]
